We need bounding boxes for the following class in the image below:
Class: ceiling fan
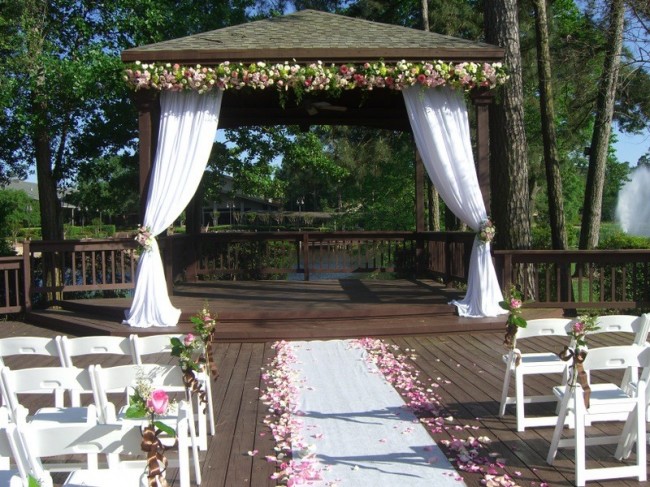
[303,100,348,116]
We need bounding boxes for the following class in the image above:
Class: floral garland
[478,218,496,244]
[500,287,526,350]
[124,59,508,96]
[135,225,154,252]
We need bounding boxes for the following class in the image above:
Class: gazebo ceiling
[122,9,504,130]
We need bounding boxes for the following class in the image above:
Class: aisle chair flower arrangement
[170,305,219,408]
[500,286,527,350]
[558,315,599,405]
[125,375,177,487]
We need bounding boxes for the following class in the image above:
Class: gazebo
[121,9,507,328]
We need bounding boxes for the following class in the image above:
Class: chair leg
[499,367,511,417]
[574,394,587,487]
[515,371,526,431]
[205,380,215,436]
[547,388,571,465]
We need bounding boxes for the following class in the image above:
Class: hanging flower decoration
[477,218,496,244]
[558,315,600,407]
[170,305,219,407]
[135,225,154,252]
[123,59,508,96]
[125,375,176,487]
[499,287,526,350]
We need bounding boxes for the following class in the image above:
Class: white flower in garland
[135,225,154,252]
[477,218,496,244]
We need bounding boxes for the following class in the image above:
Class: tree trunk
[533,0,568,250]
[485,0,532,251]
[427,179,441,230]
[579,0,625,250]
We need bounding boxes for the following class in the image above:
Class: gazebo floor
[24,278,548,340]
[2,320,646,486]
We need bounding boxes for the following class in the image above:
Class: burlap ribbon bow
[558,346,591,408]
[141,424,169,487]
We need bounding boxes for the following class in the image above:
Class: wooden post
[302,233,310,281]
[131,90,160,221]
[471,90,494,215]
[415,149,426,275]
[22,240,32,314]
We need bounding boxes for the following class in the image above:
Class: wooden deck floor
[1,320,647,486]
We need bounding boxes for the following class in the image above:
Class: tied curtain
[124,90,223,328]
[403,86,506,318]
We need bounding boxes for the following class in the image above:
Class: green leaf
[513,316,527,328]
[499,301,509,310]
[28,475,41,487]
[154,420,176,437]
[125,404,147,418]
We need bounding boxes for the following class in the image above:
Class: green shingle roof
[122,9,503,64]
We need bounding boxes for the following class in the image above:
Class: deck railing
[0,256,23,314]
[494,249,650,310]
[4,234,647,315]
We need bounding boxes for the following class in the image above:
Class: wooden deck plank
[1,319,648,486]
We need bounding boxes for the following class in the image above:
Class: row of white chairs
[1,402,195,486]
[0,362,202,486]
[0,333,216,450]
[498,313,650,486]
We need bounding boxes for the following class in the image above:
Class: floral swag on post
[135,225,154,252]
[123,59,508,97]
[558,315,600,408]
[477,218,496,244]
[500,286,526,351]
[125,375,176,487]
[170,306,219,407]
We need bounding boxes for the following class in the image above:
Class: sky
[613,127,649,167]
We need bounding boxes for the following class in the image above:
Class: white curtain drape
[124,90,223,327]
[403,85,506,317]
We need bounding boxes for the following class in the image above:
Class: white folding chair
[14,405,194,487]
[546,344,650,486]
[91,363,201,485]
[0,407,29,486]
[132,333,214,444]
[499,317,574,431]
[0,366,96,424]
[57,335,136,367]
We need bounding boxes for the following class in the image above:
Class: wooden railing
[6,234,647,315]
[23,239,139,312]
[0,256,23,314]
[494,249,650,310]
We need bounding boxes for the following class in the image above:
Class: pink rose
[573,322,585,334]
[510,298,522,309]
[147,389,169,415]
[184,333,195,346]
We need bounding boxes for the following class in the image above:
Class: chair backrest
[58,335,136,367]
[583,344,650,373]
[514,318,574,341]
[0,337,63,368]
[131,334,183,365]
[593,314,650,345]
[92,364,187,423]
[0,366,94,415]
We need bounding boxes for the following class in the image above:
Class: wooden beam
[471,90,494,215]
[131,90,160,221]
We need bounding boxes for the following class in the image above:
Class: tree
[579,0,626,250]
[532,0,568,249]
[485,0,532,250]
[0,189,40,246]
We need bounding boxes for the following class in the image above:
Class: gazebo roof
[121,9,503,64]
[122,10,504,130]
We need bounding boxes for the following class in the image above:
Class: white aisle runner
[290,340,465,486]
